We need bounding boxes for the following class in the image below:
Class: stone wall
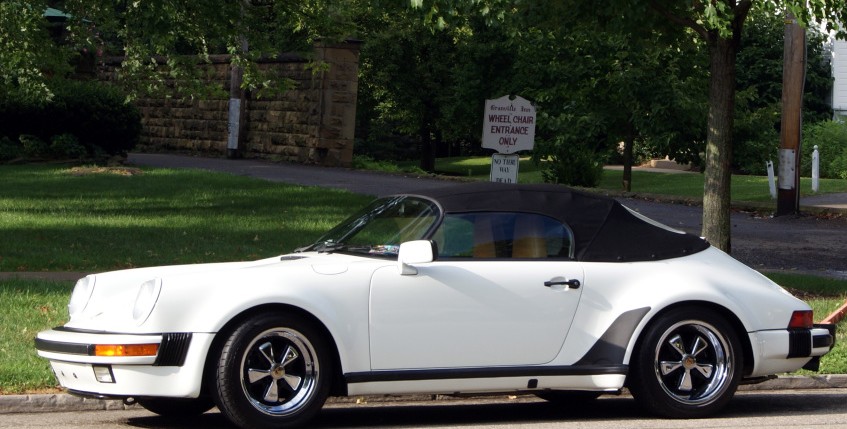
[102,42,360,167]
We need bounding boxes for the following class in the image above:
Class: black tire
[628,307,742,418]
[136,397,215,418]
[535,391,602,403]
[212,312,332,429]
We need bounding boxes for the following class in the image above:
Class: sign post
[482,95,536,183]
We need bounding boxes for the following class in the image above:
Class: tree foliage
[0,0,73,101]
[355,4,464,170]
[410,0,846,253]
[733,7,834,175]
[1,0,356,100]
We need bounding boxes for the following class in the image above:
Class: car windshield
[298,196,440,257]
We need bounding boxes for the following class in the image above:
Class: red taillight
[788,310,813,329]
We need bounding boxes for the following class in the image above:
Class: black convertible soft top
[409,182,710,263]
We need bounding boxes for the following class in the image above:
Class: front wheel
[212,312,332,429]
[628,307,742,418]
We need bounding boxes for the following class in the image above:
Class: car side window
[432,212,574,259]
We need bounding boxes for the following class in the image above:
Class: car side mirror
[397,240,437,275]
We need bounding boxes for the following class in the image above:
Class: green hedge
[0,79,141,157]
[802,120,847,179]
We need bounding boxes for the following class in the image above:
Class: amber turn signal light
[94,344,159,357]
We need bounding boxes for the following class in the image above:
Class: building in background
[833,37,847,121]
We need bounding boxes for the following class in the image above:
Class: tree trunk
[701,36,737,253]
[622,121,635,192]
[419,123,436,172]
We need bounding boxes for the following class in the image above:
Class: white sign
[482,95,536,154]
[778,148,796,190]
[490,153,520,184]
[227,98,241,150]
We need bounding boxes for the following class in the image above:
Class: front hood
[63,252,368,331]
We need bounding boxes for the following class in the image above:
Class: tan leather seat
[473,217,496,258]
[512,215,546,258]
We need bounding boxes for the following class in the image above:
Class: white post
[766,160,777,199]
[812,145,820,193]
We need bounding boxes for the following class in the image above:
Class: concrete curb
[3,375,846,414]
[0,393,135,414]
[738,374,847,391]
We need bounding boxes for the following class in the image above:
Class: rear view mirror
[397,240,436,275]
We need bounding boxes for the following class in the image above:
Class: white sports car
[36,183,834,428]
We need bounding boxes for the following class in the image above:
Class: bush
[20,135,50,158]
[540,142,605,187]
[0,136,20,161]
[0,79,141,156]
[833,152,847,180]
[50,134,88,159]
[802,120,847,179]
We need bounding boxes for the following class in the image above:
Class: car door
[369,212,584,370]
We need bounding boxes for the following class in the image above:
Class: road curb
[0,393,135,414]
[3,375,846,414]
[738,374,847,391]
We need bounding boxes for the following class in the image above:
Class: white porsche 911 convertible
[36,183,835,428]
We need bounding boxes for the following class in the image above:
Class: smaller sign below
[490,153,520,184]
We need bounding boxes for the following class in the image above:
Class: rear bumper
[801,324,837,371]
[748,325,835,377]
[788,324,835,358]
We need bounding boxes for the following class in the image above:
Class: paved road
[127,153,456,197]
[127,153,847,277]
[128,153,847,207]
[4,390,847,428]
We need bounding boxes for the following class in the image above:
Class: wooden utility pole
[776,13,805,216]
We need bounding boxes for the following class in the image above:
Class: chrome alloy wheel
[239,328,320,416]
[653,320,732,405]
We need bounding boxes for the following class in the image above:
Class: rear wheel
[212,312,332,429]
[628,307,742,418]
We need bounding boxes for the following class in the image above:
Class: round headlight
[68,275,96,319]
[132,278,162,324]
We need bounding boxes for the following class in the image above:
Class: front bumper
[748,324,835,377]
[35,328,215,398]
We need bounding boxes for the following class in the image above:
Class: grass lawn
[0,165,371,272]
[429,156,847,202]
[0,279,71,394]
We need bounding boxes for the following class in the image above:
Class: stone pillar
[312,41,361,167]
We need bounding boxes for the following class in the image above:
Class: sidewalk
[2,153,846,414]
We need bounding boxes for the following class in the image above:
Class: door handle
[544,279,581,289]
